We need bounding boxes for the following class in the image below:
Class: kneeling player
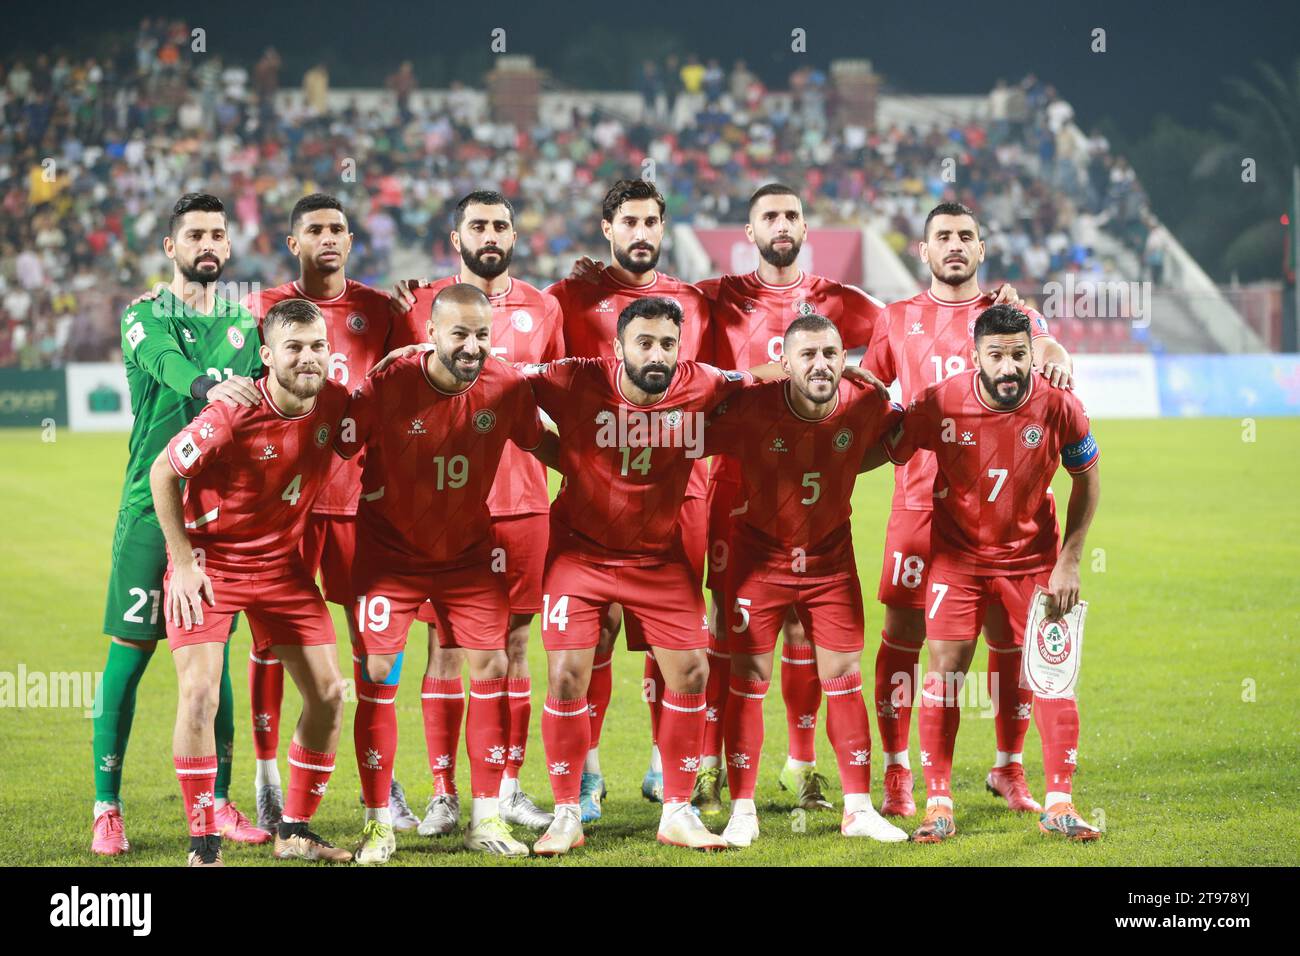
[705,315,908,846]
[867,304,1102,843]
[339,284,554,863]
[151,299,353,866]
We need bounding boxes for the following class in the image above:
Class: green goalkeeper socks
[92,641,155,803]
[214,639,234,800]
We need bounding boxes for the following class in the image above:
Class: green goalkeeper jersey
[117,287,262,520]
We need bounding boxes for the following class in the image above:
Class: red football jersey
[165,377,350,576]
[547,270,714,501]
[885,370,1098,576]
[399,276,565,517]
[865,290,1053,512]
[526,357,750,566]
[705,379,903,583]
[245,279,395,516]
[701,270,885,488]
[337,353,544,572]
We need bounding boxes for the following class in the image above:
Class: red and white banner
[693,228,863,286]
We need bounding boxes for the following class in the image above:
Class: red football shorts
[300,513,356,605]
[414,513,547,625]
[165,566,336,653]
[353,561,509,656]
[540,548,708,652]
[923,568,1050,645]
[877,508,933,610]
[705,474,742,594]
[725,558,865,656]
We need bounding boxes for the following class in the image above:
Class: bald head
[426,282,493,384]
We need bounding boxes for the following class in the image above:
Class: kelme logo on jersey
[832,428,854,452]
[347,312,368,333]
[1036,619,1072,666]
[510,309,533,332]
[472,409,497,433]
[597,299,614,313]
[227,327,245,349]
[1021,423,1045,449]
[314,424,330,447]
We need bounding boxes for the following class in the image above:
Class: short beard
[979,368,1030,407]
[614,244,659,275]
[462,243,512,280]
[759,237,801,269]
[276,367,323,400]
[794,373,837,405]
[440,347,485,383]
[932,259,978,287]
[625,359,673,394]
[179,258,224,286]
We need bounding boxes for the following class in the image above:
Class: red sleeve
[511,377,544,451]
[884,394,933,465]
[335,377,377,461]
[863,310,896,383]
[543,295,566,361]
[167,403,234,478]
[700,362,754,409]
[691,288,715,365]
[702,385,749,457]
[521,357,583,418]
[866,397,906,446]
[1026,306,1052,340]
[838,284,886,351]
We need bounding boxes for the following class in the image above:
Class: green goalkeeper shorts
[102,508,169,641]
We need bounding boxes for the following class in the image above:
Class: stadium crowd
[0,18,1154,368]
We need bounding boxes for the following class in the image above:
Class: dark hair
[972,304,1032,342]
[263,298,324,340]
[169,192,226,237]
[602,179,666,222]
[290,193,345,233]
[454,190,515,229]
[923,201,980,240]
[616,296,682,338]
[432,282,491,314]
[784,313,839,344]
[748,182,800,214]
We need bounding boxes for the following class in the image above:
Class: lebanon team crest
[472,409,497,433]
[314,424,331,447]
[832,427,854,452]
[1036,617,1072,665]
[510,309,533,332]
[226,326,245,348]
[1021,423,1045,448]
[793,299,816,316]
[347,312,368,333]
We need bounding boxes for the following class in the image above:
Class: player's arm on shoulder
[701,386,747,458]
[1030,311,1074,389]
[333,380,376,461]
[151,426,219,629]
[864,398,925,473]
[122,304,211,398]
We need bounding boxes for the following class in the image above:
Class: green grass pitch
[0,417,1297,866]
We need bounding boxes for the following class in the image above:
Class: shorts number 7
[928,582,949,620]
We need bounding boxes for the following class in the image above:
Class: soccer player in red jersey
[547,180,715,817]
[524,296,777,855]
[388,191,563,835]
[240,194,409,832]
[865,304,1101,843]
[697,183,888,815]
[703,314,909,847]
[149,299,354,866]
[863,201,1074,818]
[340,284,554,863]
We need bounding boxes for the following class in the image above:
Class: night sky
[5,0,1297,137]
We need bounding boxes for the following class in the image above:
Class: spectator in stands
[303,62,329,115]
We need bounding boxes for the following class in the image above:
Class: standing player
[704,315,908,847]
[547,179,714,818]
[93,193,266,855]
[241,194,410,833]
[863,201,1073,818]
[150,298,353,866]
[341,284,555,863]
[388,191,562,835]
[697,183,888,816]
[524,296,785,856]
[866,305,1101,843]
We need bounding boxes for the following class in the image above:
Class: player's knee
[180,682,221,727]
[676,653,710,694]
[547,661,586,699]
[884,605,926,646]
[505,630,531,673]
[316,676,346,715]
[470,650,508,681]
[362,652,402,685]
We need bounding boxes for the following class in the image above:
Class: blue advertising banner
[1156,355,1300,417]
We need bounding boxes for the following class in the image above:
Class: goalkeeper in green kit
[92,193,268,855]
